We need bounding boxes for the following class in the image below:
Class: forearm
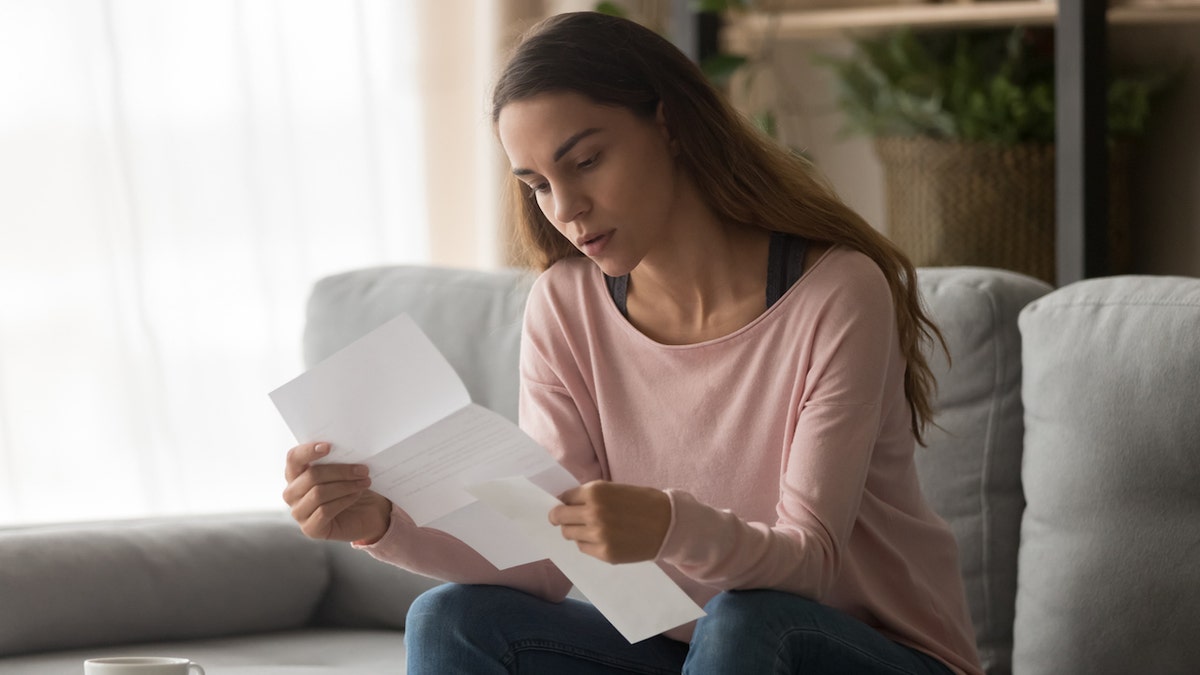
[355,503,573,602]
[657,489,839,600]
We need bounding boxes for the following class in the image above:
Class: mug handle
[187,663,206,675]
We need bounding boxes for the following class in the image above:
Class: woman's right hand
[282,442,393,546]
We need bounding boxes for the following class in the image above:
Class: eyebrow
[512,127,602,177]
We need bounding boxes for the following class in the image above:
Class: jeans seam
[503,638,680,675]
[776,627,940,675]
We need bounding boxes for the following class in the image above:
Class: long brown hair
[492,12,946,444]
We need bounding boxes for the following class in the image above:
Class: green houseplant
[818,27,1167,283]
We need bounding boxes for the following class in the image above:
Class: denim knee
[699,589,816,634]
[685,590,824,673]
[687,591,952,675]
[406,584,520,675]
[405,584,498,644]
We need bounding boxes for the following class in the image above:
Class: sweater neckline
[590,244,839,350]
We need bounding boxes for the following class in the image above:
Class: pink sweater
[360,246,982,675]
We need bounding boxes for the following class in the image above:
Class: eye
[528,182,550,197]
[577,153,600,170]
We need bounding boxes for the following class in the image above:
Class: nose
[551,184,589,224]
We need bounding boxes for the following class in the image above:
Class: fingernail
[315,443,328,454]
[353,465,369,477]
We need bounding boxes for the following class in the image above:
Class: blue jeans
[405,584,954,674]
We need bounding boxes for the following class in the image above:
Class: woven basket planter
[874,136,1131,284]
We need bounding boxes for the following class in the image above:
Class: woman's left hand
[548,480,671,564]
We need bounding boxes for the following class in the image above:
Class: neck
[627,191,770,335]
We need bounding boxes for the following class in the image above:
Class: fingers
[549,480,608,525]
[288,473,372,534]
[296,491,365,540]
[282,466,370,514]
[557,485,585,505]
[550,480,612,523]
[549,483,603,545]
[284,442,331,482]
[281,442,393,542]
[281,441,374,539]
[556,479,612,504]
[282,461,368,503]
[549,503,592,534]
[547,481,671,564]
[547,503,586,527]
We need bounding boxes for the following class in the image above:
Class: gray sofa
[2,264,1197,675]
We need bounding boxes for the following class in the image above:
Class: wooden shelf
[722,1,1200,48]
[709,1,1198,283]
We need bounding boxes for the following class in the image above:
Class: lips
[575,232,606,247]
[576,230,613,257]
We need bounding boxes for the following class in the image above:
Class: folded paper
[269,313,703,641]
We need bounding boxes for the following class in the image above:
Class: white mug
[84,656,205,675]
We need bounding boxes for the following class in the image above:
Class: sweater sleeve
[656,263,898,600]
[352,272,606,602]
[354,505,570,601]
[517,268,609,486]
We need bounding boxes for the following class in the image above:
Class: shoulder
[524,256,604,334]
[768,242,902,343]
[528,256,595,298]
[527,256,596,309]
[813,245,886,285]
[807,246,892,305]
[521,257,611,383]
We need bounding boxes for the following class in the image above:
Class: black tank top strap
[605,231,808,317]
[766,231,808,308]
[605,272,630,318]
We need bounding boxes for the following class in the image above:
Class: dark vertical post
[1056,0,1109,284]
[696,10,721,63]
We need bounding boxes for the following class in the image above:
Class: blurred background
[1,0,1196,526]
[0,0,544,525]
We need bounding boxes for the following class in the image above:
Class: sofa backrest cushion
[303,265,534,625]
[1015,276,1200,675]
[0,513,328,657]
[304,265,535,422]
[915,267,1052,675]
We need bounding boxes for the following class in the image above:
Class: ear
[655,101,679,155]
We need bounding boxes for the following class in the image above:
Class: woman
[282,12,982,675]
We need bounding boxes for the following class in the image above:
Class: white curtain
[0,0,518,525]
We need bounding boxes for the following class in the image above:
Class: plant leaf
[701,53,748,87]
[594,1,626,17]
[691,0,746,12]
[813,26,1166,144]
[752,110,777,138]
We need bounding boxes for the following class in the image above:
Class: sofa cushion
[0,513,328,657]
[313,539,442,629]
[0,628,406,675]
[304,265,534,423]
[915,267,1052,675]
[1015,276,1200,675]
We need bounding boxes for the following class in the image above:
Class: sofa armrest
[0,512,328,658]
[1014,275,1200,674]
